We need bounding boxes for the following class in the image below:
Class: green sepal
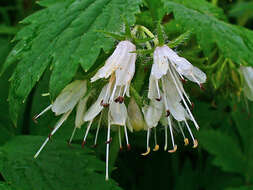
[95,30,125,41]
[167,30,192,48]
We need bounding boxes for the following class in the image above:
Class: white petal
[151,46,169,79]
[142,99,163,128]
[52,80,87,116]
[75,96,89,128]
[184,66,207,84]
[163,74,181,102]
[91,41,136,82]
[83,85,107,121]
[241,66,253,101]
[109,102,128,126]
[148,75,159,99]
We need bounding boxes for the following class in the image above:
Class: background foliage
[0,0,253,189]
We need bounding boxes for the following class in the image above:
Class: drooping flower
[145,45,206,153]
[33,80,87,158]
[81,40,137,180]
[240,66,253,101]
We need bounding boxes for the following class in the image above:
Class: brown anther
[156,97,162,101]
[115,96,124,104]
[191,102,194,110]
[166,110,170,117]
[81,141,86,148]
[32,116,38,124]
[105,138,112,144]
[181,78,187,84]
[92,144,97,148]
[119,146,123,152]
[100,100,109,107]
[200,84,205,91]
[48,133,52,140]
[127,144,131,151]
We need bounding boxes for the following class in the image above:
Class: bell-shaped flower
[91,40,136,105]
[240,66,253,101]
[147,45,204,153]
[33,80,87,158]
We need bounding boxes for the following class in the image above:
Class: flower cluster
[34,38,206,180]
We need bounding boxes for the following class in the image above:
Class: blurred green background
[0,0,253,190]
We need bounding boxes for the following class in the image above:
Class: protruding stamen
[34,110,71,158]
[168,65,199,130]
[164,125,168,151]
[153,128,159,151]
[168,145,177,153]
[141,128,151,156]
[94,113,103,146]
[156,97,162,101]
[69,127,77,145]
[109,84,117,103]
[181,78,187,84]
[118,127,122,150]
[123,84,128,97]
[168,116,177,151]
[184,120,198,148]
[48,133,52,140]
[178,122,188,146]
[82,120,93,147]
[123,125,130,150]
[32,105,52,123]
[105,121,111,181]
[193,139,198,148]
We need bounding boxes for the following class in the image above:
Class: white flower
[91,40,136,105]
[146,45,204,153]
[240,66,253,101]
[80,40,137,180]
[33,80,87,158]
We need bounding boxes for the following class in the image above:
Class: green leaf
[0,136,122,190]
[198,129,247,174]
[0,182,14,190]
[145,0,165,22]
[6,0,141,125]
[163,0,253,63]
[226,186,253,190]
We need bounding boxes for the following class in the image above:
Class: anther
[184,138,189,146]
[120,146,123,152]
[127,144,131,151]
[115,96,124,104]
[48,133,52,140]
[168,145,177,153]
[166,110,170,117]
[193,139,198,148]
[105,138,112,144]
[141,147,151,156]
[200,84,205,91]
[156,97,162,101]
[92,144,97,148]
[100,100,109,107]
[153,144,159,151]
[32,116,38,124]
[181,78,187,84]
[191,102,195,110]
[81,141,86,148]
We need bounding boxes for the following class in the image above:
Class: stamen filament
[94,113,102,146]
[124,124,130,150]
[184,120,198,148]
[82,120,93,147]
[153,128,159,151]
[34,110,71,158]
[178,122,189,146]
[33,105,52,122]
[168,65,199,130]
[118,127,122,150]
[142,128,151,156]
[167,116,177,153]
[164,125,168,151]
[105,120,111,181]
[69,127,77,144]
